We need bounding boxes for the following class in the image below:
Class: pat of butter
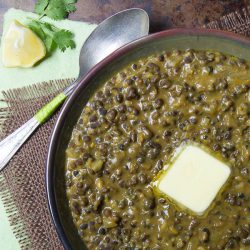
[156,145,231,215]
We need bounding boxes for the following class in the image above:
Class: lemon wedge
[2,20,46,68]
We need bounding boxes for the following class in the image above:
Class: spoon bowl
[78,8,149,77]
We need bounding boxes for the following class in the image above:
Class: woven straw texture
[0,7,250,250]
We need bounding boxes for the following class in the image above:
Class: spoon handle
[0,80,79,171]
[0,117,39,171]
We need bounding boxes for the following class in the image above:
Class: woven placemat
[0,7,250,250]
[0,81,70,250]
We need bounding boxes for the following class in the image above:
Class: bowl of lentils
[47,28,250,250]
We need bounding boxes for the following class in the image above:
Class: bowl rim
[46,27,250,249]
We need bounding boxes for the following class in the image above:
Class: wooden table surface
[0,0,249,33]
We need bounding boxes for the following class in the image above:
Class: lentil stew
[65,49,250,249]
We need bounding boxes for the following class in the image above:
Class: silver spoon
[0,8,149,171]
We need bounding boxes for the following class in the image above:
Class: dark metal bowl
[46,28,250,249]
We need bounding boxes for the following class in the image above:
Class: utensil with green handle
[0,8,149,171]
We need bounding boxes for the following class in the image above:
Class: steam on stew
[65,49,250,249]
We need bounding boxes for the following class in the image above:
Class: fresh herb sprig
[35,0,77,20]
[28,19,76,53]
[28,0,78,54]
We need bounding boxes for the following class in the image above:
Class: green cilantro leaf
[44,0,68,20]
[63,0,77,3]
[53,30,76,52]
[29,0,77,56]
[34,0,49,15]
[28,20,46,40]
[28,19,75,54]
[35,0,78,20]
[65,4,77,13]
